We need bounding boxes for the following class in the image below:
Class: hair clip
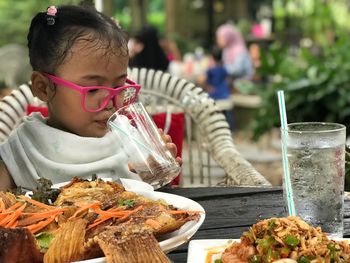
[110,17,121,29]
[46,6,57,26]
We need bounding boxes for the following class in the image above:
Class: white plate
[52,178,154,192]
[67,190,205,263]
[187,238,350,263]
[187,239,237,263]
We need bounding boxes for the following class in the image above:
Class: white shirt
[0,113,140,189]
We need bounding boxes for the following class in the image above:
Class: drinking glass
[283,122,346,238]
[108,102,181,189]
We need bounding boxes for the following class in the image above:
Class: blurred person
[128,25,169,71]
[200,46,233,129]
[159,38,181,61]
[205,46,230,100]
[216,23,254,82]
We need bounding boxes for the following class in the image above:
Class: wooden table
[162,186,350,263]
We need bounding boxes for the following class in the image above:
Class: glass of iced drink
[284,122,346,238]
[108,102,181,189]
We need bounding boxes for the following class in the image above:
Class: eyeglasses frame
[43,73,141,112]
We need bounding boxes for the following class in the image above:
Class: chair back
[129,67,271,186]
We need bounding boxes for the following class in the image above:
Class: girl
[0,5,180,191]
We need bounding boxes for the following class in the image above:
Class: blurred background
[1,0,350,186]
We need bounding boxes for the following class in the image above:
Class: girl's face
[47,39,129,138]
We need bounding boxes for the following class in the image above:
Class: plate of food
[187,216,350,263]
[0,177,205,263]
[52,177,154,192]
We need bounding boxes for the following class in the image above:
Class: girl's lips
[95,120,108,127]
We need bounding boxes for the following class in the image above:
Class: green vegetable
[298,256,311,263]
[214,259,222,263]
[297,256,316,263]
[265,248,279,263]
[328,243,340,262]
[30,178,60,205]
[118,199,136,208]
[35,232,54,251]
[257,236,276,252]
[249,255,262,263]
[268,219,276,232]
[284,235,300,247]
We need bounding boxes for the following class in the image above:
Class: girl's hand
[158,128,183,166]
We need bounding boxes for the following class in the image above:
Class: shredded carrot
[19,208,66,226]
[9,220,18,228]
[94,209,128,217]
[6,219,18,228]
[4,201,23,212]
[69,202,100,220]
[0,199,5,212]
[87,216,112,230]
[19,195,56,210]
[0,215,12,226]
[8,203,26,222]
[26,217,55,234]
[0,203,26,227]
[108,207,124,212]
[118,205,144,221]
[0,212,13,221]
[0,202,23,222]
[88,205,144,230]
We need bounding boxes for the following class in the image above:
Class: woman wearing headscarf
[216,23,254,80]
[129,25,169,71]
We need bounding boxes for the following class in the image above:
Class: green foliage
[239,0,350,141]
[114,12,131,30]
[0,0,81,46]
[245,34,350,140]
[147,12,165,34]
[168,34,199,56]
[114,0,165,35]
[273,0,350,47]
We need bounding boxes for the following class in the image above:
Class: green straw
[277,90,296,216]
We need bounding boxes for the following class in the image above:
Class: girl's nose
[104,96,115,111]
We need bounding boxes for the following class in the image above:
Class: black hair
[27,5,128,73]
[211,46,222,63]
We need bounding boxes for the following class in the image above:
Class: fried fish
[0,177,201,263]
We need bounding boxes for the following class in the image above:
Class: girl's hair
[27,5,128,73]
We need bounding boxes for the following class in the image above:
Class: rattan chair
[0,69,270,186]
[0,83,34,141]
[129,67,271,186]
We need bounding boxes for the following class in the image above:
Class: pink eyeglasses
[43,73,141,112]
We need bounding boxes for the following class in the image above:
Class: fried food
[0,227,43,263]
[54,177,125,207]
[0,177,201,263]
[92,227,171,263]
[44,219,87,263]
[221,216,350,263]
